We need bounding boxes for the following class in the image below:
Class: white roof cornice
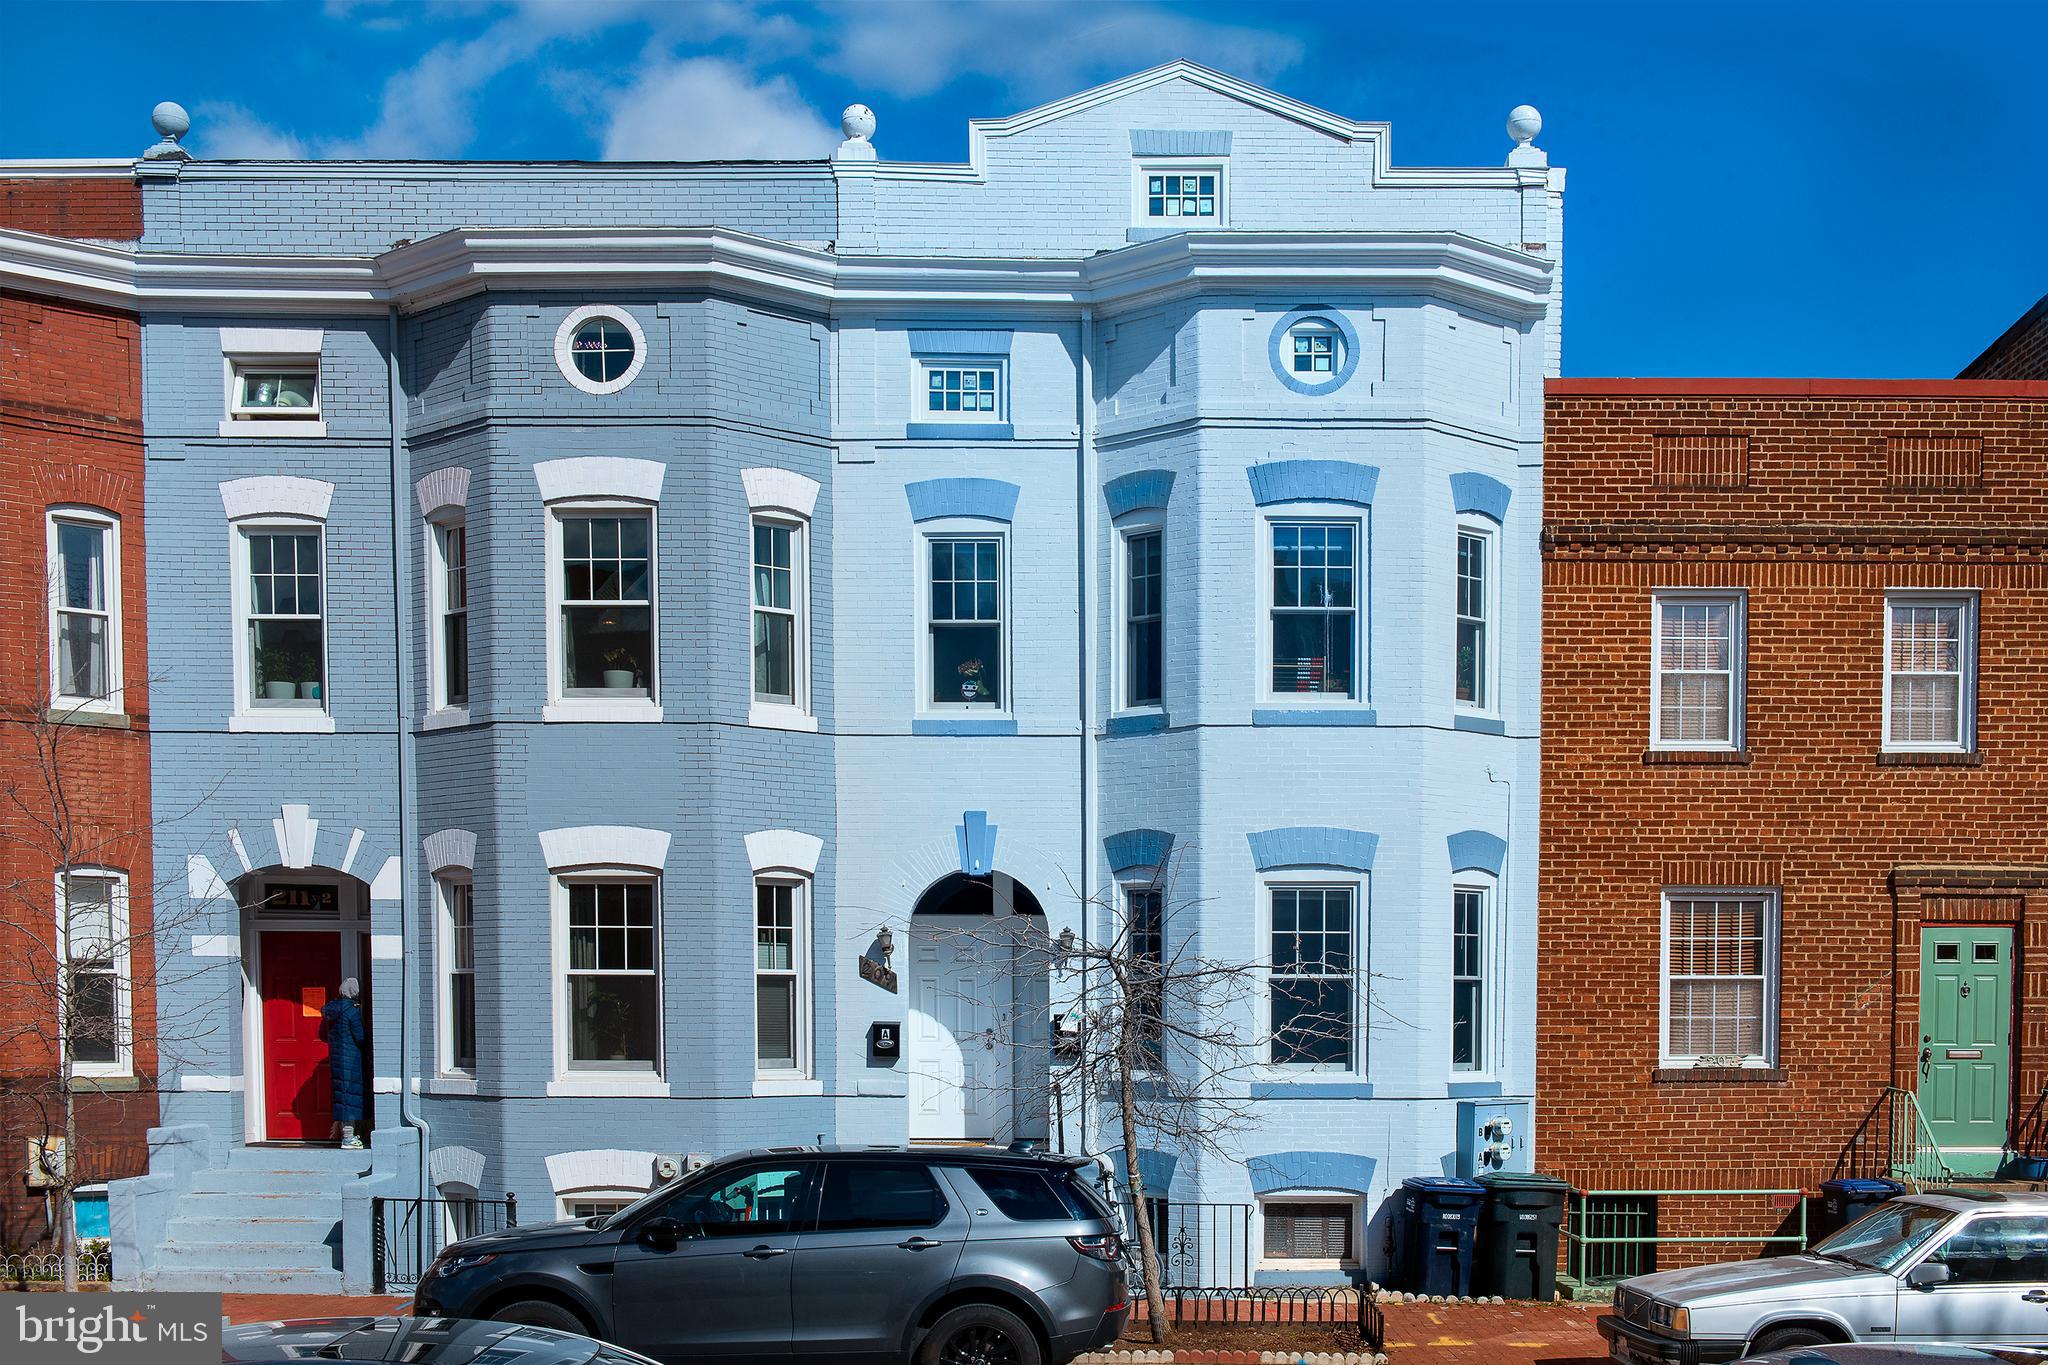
[0,224,1555,320]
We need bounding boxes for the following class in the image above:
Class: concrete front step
[226,1144,372,1173]
[188,1167,361,1196]
[156,1239,339,1272]
[164,1215,338,1246]
[174,1190,344,1218]
[141,1266,346,1293]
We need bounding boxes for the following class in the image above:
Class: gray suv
[414,1146,1130,1365]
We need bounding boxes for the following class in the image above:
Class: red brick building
[1963,293,2048,381]
[0,166,154,1254]
[1538,373,2048,1275]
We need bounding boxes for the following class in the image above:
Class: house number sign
[859,955,899,993]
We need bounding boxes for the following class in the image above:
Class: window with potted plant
[928,537,1001,707]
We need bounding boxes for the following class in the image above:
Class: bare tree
[0,686,227,1290]
[903,848,1386,1345]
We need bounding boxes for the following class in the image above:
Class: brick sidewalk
[223,1293,411,1324]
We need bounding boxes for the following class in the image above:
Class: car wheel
[1751,1326,1832,1352]
[916,1303,1043,1365]
[491,1299,589,1335]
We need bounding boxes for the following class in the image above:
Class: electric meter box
[1456,1099,1531,1177]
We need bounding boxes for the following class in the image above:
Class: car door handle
[742,1245,789,1259]
[898,1237,944,1251]
[2023,1289,2048,1304]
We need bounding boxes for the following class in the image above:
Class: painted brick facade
[1539,379,2048,1267]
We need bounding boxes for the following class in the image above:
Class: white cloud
[192,102,309,160]
[600,56,838,160]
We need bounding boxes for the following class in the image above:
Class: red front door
[260,931,340,1139]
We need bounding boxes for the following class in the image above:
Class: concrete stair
[139,1145,370,1292]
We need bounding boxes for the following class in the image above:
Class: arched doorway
[236,867,373,1143]
[905,873,1047,1144]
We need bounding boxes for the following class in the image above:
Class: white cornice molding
[0,224,1554,320]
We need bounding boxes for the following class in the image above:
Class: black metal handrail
[372,1192,517,1293]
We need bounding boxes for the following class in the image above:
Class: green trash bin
[1476,1171,1571,1300]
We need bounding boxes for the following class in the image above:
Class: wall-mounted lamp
[876,925,895,961]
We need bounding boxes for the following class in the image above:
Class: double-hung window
[438,877,476,1074]
[1884,593,1975,752]
[1268,885,1356,1068]
[558,512,653,699]
[1268,521,1358,699]
[245,528,326,710]
[434,522,469,710]
[1651,592,1743,749]
[1122,529,1163,709]
[1127,887,1165,1066]
[1455,528,1491,710]
[1452,886,1487,1072]
[60,871,128,1077]
[565,880,660,1072]
[752,520,802,707]
[754,880,809,1077]
[927,536,1004,708]
[48,509,121,713]
[1661,891,1778,1069]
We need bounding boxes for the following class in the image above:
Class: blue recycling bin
[1399,1175,1486,1296]
[1815,1177,1904,1242]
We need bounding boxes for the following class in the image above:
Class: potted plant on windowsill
[258,644,302,701]
[956,657,987,702]
[601,646,641,692]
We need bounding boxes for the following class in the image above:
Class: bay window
[754,879,809,1077]
[556,510,654,701]
[752,519,802,707]
[564,880,660,1072]
[1268,884,1356,1068]
[927,536,1003,708]
[1268,521,1358,699]
[1123,528,1163,709]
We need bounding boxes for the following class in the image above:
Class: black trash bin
[1814,1177,1905,1242]
[1399,1175,1486,1296]
[1475,1172,1571,1300]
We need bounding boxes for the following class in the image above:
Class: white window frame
[1259,874,1366,1077]
[1454,520,1498,717]
[1256,1193,1360,1271]
[1882,590,1978,754]
[219,328,325,438]
[752,876,812,1083]
[913,357,1008,424]
[1284,319,1345,385]
[46,507,123,717]
[1256,506,1367,707]
[554,305,649,397]
[558,1189,645,1221]
[547,870,669,1097]
[916,521,1011,718]
[543,499,662,724]
[425,514,470,723]
[1114,518,1165,715]
[1132,159,1227,227]
[749,515,811,728]
[1659,888,1780,1070]
[57,869,131,1079]
[435,874,476,1079]
[1649,589,1746,752]
[1450,876,1498,1077]
[230,517,334,734]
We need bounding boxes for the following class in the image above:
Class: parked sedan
[1601,1190,2048,1361]
[221,1316,658,1364]
[1738,1348,2048,1364]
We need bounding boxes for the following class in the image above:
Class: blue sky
[3,1,2041,377]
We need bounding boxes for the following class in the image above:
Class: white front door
[907,917,1014,1142]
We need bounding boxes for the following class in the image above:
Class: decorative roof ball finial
[834,102,878,163]
[1504,104,1546,169]
[144,100,193,161]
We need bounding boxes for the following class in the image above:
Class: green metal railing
[1882,1087,1955,1189]
[1565,1189,1808,1288]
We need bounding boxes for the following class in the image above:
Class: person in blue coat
[320,977,367,1149]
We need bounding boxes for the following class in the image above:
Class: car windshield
[1811,1200,1956,1271]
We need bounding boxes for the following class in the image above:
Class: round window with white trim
[555,306,648,396]
[1286,320,1343,381]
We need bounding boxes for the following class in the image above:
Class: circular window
[1268,308,1361,395]
[554,306,648,396]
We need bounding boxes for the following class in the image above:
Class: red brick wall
[1961,296,2048,381]
[0,286,153,1250]
[0,177,142,241]
[1540,381,2048,1265]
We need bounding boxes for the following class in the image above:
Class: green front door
[1919,926,2014,1175]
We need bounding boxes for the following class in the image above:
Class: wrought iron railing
[1881,1086,1956,1189]
[372,1193,517,1293]
[2,1249,111,1285]
[1123,1200,1253,1288]
[1565,1188,1807,1287]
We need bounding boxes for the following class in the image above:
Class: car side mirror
[638,1217,682,1252]
[1906,1261,1951,1289]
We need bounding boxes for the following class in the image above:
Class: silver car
[1600,1190,2048,1362]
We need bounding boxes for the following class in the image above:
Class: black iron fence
[372,1193,517,1293]
[1123,1200,1254,1288]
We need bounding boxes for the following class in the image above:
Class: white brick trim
[545,1148,659,1196]
[423,828,478,875]
[740,468,821,520]
[539,825,671,872]
[219,475,334,522]
[414,466,471,522]
[533,456,665,505]
[744,829,824,876]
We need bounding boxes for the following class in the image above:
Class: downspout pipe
[388,306,429,1197]
[1076,310,1097,1157]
